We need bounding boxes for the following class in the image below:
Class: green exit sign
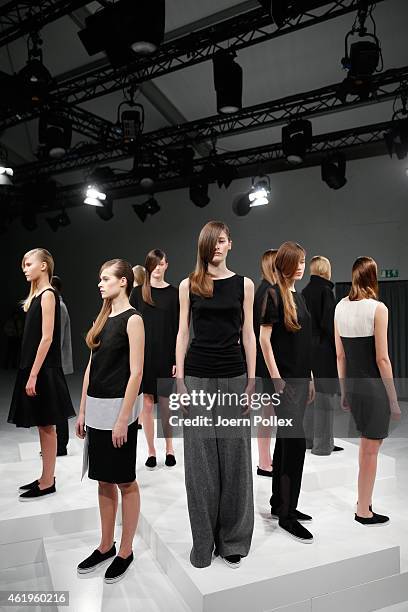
[380,269,399,279]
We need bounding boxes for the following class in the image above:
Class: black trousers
[56,418,69,452]
[269,381,308,522]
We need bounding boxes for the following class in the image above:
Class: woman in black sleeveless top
[253,249,278,478]
[176,220,256,569]
[8,248,75,501]
[75,259,144,583]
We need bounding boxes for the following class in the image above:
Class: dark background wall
[1,154,407,370]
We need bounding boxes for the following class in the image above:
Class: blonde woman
[8,248,75,501]
[253,249,278,477]
[132,265,146,287]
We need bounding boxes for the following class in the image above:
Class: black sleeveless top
[87,308,141,399]
[184,274,247,378]
[20,288,62,370]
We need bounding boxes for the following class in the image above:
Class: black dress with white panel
[334,297,390,440]
[83,308,143,483]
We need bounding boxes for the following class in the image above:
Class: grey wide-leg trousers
[183,374,254,568]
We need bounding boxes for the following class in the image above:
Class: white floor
[1,371,408,612]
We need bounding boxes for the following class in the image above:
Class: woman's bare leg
[143,394,156,457]
[357,437,382,517]
[117,481,140,558]
[38,425,56,488]
[97,481,118,552]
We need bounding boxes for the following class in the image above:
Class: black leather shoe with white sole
[271,508,312,522]
[223,554,241,568]
[278,520,314,543]
[77,543,116,574]
[354,512,389,526]
[104,552,134,583]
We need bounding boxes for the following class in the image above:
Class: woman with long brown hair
[334,256,400,525]
[130,249,179,468]
[253,249,278,478]
[75,259,144,583]
[176,220,256,569]
[9,248,75,501]
[259,241,315,543]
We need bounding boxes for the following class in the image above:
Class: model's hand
[112,419,128,448]
[340,393,351,412]
[75,413,86,439]
[307,380,315,405]
[25,374,37,397]
[390,400,401,421]
[172,365,177,377]
[273,377,286,396]
[242,378,256,415]
[176,378,189,415]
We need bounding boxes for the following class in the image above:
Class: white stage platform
[1,436,408,612]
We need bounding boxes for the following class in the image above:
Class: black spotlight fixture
[0,146,13,187]
[18,32,53,107]
[84,167,115,220]
[384,118,408,160]
[232,192,251,217]
[282,119,313,164]
[133,155,159,193]
[321,152,347,190]
[132,196,160,222]
[166,146,195,175]
[96,197,114,221]
[203,144,237,189]
[78,0,165,68]
[213,50,243,114]
[38,113,72,159]
[115,92,145,146]
[46,209,71,232]
[189,174,210,208]
[266,0,302,29]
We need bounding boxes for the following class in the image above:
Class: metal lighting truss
[0,0,385,130]
[13,65,408,181]
[0,1,90,47]
[45,119,392,207]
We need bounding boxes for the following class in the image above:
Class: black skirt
[87,420,139,483]
[8,367,76,428]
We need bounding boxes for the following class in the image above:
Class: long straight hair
[189,221,231,298]
[261,249,278,285]
[142,249,167,306]
[275,241,306,332]
[86,259,134,350]
[21,248,54,312]
[349,256,379,301]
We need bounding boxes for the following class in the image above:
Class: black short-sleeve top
[260,284,312,379]
[184,274,247,378]
[87,308,141,399]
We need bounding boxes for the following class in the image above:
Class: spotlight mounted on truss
[133,154,159,193]
[383,93,408,160]
[132,196,160,222]
[18,32,53,107]
[115,88,145,147]
[213,49,243,114]
[84,167,115,219]
[321,152,347,190]
[0,146,14,187]
[46,209,71,232]
[282,119,313,164]
[202,139,237,189]
[38,112,72,159]
[232,174,271,216]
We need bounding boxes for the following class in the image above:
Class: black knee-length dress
[129,284,179,402]
[334,297,390,440]
[84,307,143,484]
[8,288,75,428]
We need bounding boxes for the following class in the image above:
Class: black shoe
[271,508,312,522]
[333,445,344,452]
[57,448,67,457]
[354,512,389,526]
[19,476,55,493]
[137,423,142,429]
[257,466,273,478]
[165,453,176,467]
[145,456,157,470]
[223,554,241,568]
[278,520,313,543]
[19,481,56,501]
[104,552,134,583]
[77,543,116,574]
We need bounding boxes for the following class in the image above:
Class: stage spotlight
[203,154,237,189]
[84,186,107,207]
[321,153,347,190]
[127,0,165,54]
[282,119,312,164]
[133,157,159,193]
[232,193,251,217]
[96,198,114,221]
[269,0,301,28]
[39,114,72,159]
[166,146,195,175]
[18,33,53,106]
[132,197,160,222]
[46,209,71,232]
[384,119,408,160]
[248,176,271,206]
[0,148,13,186]
[189,177,210,208]
[213,50,243,114]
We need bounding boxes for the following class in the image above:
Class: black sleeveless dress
[184,274,247,378]
[8,288,75,428]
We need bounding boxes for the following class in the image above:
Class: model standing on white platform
[8,248,75,501]
[75,259,144,583]
[334,256,400,525]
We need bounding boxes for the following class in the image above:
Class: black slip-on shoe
[19,476,55,493]
[104,552,134,583]
[223,554,241,568]
[257,466,273,478]
[19,482,56,501]
[278,520,314,543]
[354,512,389,526]
[271,508,312,522]
[145,456,157,470]
[333,445,344,452]
[77,543,116,574]
[165,454,176,468]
